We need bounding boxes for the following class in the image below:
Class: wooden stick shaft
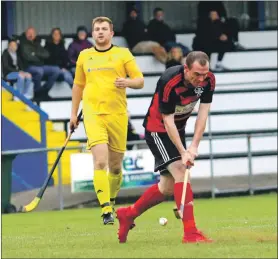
[181,168,190,204]
[178,167,190,219]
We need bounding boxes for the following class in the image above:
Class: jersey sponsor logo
[87,67,114,72]
[194,87,204,97]
[175,100,198,115]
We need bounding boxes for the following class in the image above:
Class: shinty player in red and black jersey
[143,60,214,133]
[116,51,215,244]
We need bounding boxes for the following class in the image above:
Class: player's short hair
[92,16,113,31]
[185,51,209,69]
[153,7,163,16]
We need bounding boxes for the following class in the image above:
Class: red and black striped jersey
[143,65,216,133]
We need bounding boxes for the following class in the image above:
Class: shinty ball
[159,217,168,226]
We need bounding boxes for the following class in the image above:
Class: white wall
[130,112,278,136]
[40,90,278,121]
[46,70,277,99]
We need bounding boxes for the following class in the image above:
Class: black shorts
[145,130,186,174]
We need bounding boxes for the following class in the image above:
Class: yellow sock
[93,170,112,215]
[108,172,123,206]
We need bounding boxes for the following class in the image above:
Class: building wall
[14,1,126,35]
[9,1,278,37]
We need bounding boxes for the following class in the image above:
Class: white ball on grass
[159,217,168,226]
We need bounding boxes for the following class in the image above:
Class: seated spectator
[165,46,184,69]
[2,39,32,98]
[18,27,60,100]
[122,8,168,64]
[197,1,245,50]
[44,28,73,88]
[68,26,93,75]
[192,10,235,71]
[147,7,190,57]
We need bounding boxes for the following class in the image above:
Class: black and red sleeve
[200,72,216,104]
[158,71,182,114]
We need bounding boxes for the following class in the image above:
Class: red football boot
[116,207,135,243]
[182,229,213,243]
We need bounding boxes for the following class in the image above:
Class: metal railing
[2,79,48,147]
[52,108,278,137]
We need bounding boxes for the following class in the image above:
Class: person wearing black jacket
[44,28,73,88]
[193,10,235,71]
[147,7,189,56]
[122,8,148,51]
[122,8,167,63]
[197,1,244,50]
[18,27,60,100]
[2,39,32,98]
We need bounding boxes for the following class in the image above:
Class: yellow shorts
[83,113,128,153]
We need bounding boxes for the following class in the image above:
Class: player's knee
[163,186,174,196]
[158,182,174,196]
[174,171,185,183]
[94,160,108,170]
[169,163,185,182]
[109,167,122,175]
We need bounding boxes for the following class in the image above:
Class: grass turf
[2,193,277,258]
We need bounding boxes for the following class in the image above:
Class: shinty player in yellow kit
[70,17,144,225]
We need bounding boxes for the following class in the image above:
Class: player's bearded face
[184,62,209,87]
[93,22,114,46]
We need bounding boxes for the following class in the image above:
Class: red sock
[129,184,165,218]
[174,182,197,233]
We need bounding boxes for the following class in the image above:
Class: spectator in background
[68,26,93,75]
[147,7,190,57]
[192,10,235,71]
[18,27,60,100]
[197,1,245,50]
[44,28,73,88]
[165,46,184,69]
[2,39,32,98]
[122,8,168,64]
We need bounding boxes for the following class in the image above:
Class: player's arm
[115,49,144,89]
[162,112,194,166]
[71,84,84,117]
[162,113,187,156]
[189,103,211,153]
[125,76,144,89]
[70,52,86,130]
[125,58,144,89]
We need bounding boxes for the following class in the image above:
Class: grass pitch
[2,193,277,258]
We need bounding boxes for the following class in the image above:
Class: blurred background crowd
[2,1,277,101]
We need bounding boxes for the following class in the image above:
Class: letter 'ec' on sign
[123,155,144,171]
